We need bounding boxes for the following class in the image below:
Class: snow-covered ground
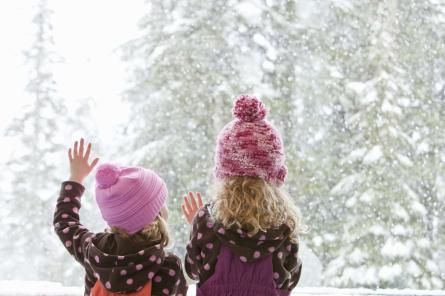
[1,282,445,296]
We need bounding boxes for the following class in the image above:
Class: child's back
[183,96,303,296]
[186,200,301,296]
[54,140,187,296]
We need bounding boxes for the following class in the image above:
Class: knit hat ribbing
[95,163,168,234]
[214,95,287,185]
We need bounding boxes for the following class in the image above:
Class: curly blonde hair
[109,215,170,247]
[212,176,303,240]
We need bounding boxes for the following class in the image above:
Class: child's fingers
[197,192,203,208]
[84,143,92,160]
[68,148,73,162]
[181,204,190,221]
[89,158,100,170]
[73,141,78,158]
[79,138,84,157]
[189,192,198,210]
[183,195,193,215]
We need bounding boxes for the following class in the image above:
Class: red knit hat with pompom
[214,95,287,186]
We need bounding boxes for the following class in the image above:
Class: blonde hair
[212,176,303,241]
[109,215,170,247]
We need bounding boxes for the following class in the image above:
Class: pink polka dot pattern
[55,181,188,295]
[198,210,205,217]
[184,203,302,292]
[149,255,156,262]
[64,184,72,191]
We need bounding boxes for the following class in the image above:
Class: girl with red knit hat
[53,139,187,296]
[181,95,303,296]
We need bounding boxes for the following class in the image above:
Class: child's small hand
[181,192,204,225]
[68,138,100,185]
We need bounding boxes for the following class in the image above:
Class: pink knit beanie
[95,163,168,234]
[214,95,287,186]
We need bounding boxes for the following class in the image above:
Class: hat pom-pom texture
[95,163,121,189]
[233,95,267,122]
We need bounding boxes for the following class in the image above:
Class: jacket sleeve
[273,240,302,292]
[184,211,204,280]
[53,181,96,267]
[151,252,188,296]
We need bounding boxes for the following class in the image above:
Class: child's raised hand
[68,138,100,185]
[181,192,204,225]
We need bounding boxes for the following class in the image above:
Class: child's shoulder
[192,202,215,227]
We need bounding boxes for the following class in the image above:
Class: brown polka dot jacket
[53,181,188,296]
[185,203,302,293]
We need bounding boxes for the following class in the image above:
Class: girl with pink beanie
[53,139,187,296]
[181,95,303,296]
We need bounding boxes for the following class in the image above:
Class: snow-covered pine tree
[121,0,246,253]
[324,0,444,288]
[397,0,445,287]
[2,0,79,283]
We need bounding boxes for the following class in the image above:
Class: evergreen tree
[2,0,80,283]
[322,0,444,288]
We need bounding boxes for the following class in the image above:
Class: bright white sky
[0,0,146,162]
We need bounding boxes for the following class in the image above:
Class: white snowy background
[0,0,445,293]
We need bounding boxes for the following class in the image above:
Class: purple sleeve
[53,181,96,267]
